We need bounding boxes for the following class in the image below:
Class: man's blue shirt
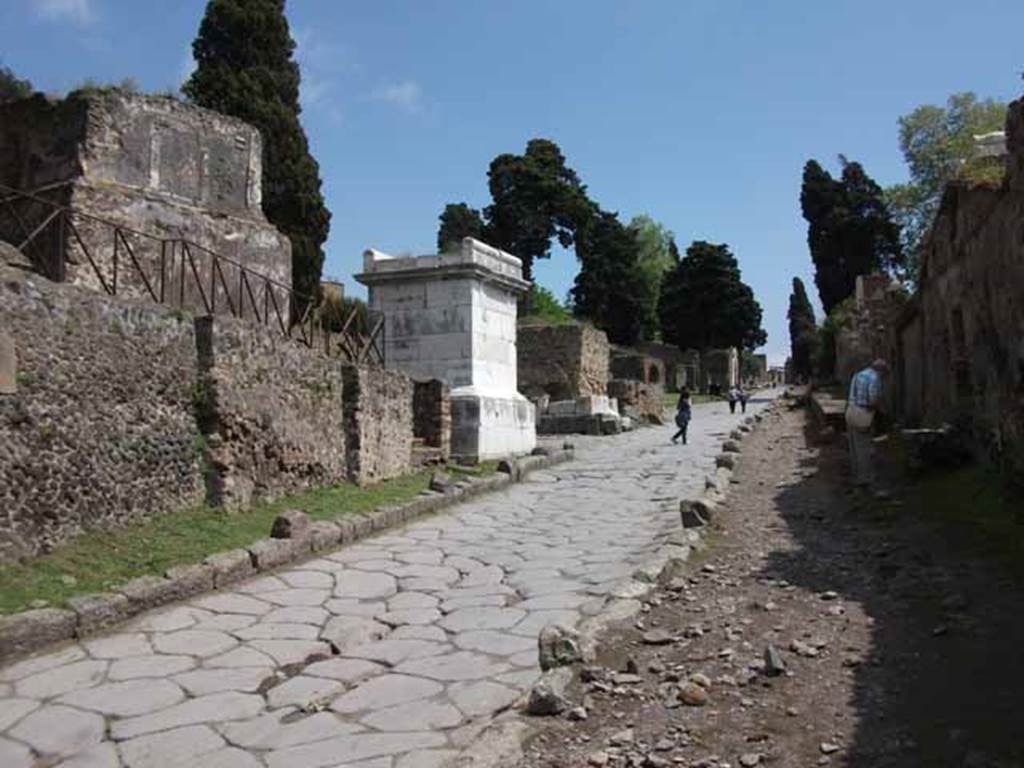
[849,367,881,408]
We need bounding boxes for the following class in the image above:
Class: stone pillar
[357,237,536,461]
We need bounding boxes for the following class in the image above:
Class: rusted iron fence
[0,182,384,365]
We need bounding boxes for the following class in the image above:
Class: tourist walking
[845,358,888,490]
[672,388,692,444]
[727,386,739,414]
[738,386,749,413]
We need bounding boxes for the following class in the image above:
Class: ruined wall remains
[517,323,609,401]
[195,316,349,510]
[609,347,666,387]
[608,379,665,424]
[0,251,417,561]
[0,91,291,315]
[0,258,204,561]
[413,379,451,460]
[343,364,414,485]
[703,348,739,390]
[892,95,1024,481]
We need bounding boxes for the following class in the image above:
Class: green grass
[0,465,490,615]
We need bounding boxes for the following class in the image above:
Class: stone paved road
[0,394,774,768]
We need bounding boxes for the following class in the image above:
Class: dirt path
[519,403,1024,768]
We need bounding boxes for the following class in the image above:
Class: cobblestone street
[0,396,774,768]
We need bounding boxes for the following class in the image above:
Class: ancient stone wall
[892,96,1024,481]
[0,252,418,560]
[0,259,204,561]
[195,316,349,510]
[342,364,414,485]
[517,323,609,400]
[608,379,665,424]
[0,91,292,315]
[413,379,451,459]
[609,347,666,387]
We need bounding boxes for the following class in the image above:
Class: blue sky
[2,0,1022,363]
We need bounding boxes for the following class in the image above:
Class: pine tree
[658,241,766,352]
[0,64,33,103]
[183,0,330,310]
[800,158,901,314]
[437,203,486,252]
[787,277,816,380]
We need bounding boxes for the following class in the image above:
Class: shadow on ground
[762,411,1024,767]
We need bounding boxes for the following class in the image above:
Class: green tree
[786,276,816,381]
[437,202,486,252]
[886,92,1007,279]
[658,241,766,353]
[0,64,32,103]
[800,157,902,315]
[628,215,677,341]
[521,284,572,324]
[183,0,330,311]
[570,210,646,345]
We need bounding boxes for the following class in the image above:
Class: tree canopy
[658,241,766,353]
[885,92,1007,279]
[787,276,816,381]
[570,209,647,345]
[437,202,485,252]
[800,157,902,314]
[628,215,677,341]
[183,0,330,309]
[0,64,32,103]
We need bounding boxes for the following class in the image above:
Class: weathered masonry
[358,237,537,461]
[0,90,292,319]
[0,255,415,563]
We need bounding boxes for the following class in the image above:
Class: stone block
[334,518,358,544]
[248,538,303,571]
[348,515,374,539]
[722,439,741,453]
[538,624,583,670]
[0,331,15,395]
[307,522,342,552]
[271,510,310,540]
[0,608,77,660]
[715,453,737,470]
[164,563,215,599]
[679,500,708,529]
[68,592,131,635]
[204,549,256,587]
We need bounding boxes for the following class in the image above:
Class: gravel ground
[518,402,1024,768]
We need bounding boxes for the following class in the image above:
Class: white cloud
[32,0,93,25]
[371,80,423,113]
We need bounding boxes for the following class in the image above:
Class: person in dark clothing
[738,386,748,413]
[727,386,739,414]
[671,388,692,444]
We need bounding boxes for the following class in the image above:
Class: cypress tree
[183,0,330,310]
[800,158,901,314]
[787,277,816,380]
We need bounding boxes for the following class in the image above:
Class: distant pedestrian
[727,386,739,414]
[845,358,888,490]
[672,388,692,445]
[738,387,749,413]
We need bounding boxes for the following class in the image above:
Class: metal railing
[0,182,384,366]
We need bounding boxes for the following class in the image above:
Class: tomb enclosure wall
[0,260,204,562]
[517,322,609,401]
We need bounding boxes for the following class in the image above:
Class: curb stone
[0,449,575,663]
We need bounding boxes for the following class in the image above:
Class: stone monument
[357,237,536,461]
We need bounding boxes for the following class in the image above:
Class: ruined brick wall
[343,364,414,485]
[0,91,292,315]
[0,260,204,561]
[413,379,451,458]
[895,96,1024,480]
[195,316,349,510]
[517,323,609,400]
[608,379,665,423]
[610,348,666,386]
